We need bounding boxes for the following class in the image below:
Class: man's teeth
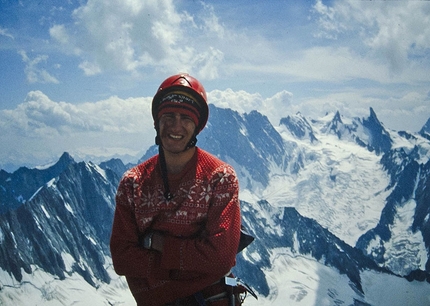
[169,134,183,139]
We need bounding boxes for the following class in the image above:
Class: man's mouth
[169,134,183,140]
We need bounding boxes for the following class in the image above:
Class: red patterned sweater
[110,148,241,306]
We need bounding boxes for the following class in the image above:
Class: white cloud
[78,61,102,76]
[0,27,14,40]
[18,51,59,84]
[209,88,293,126]
[48,0,227,80]
[198,2,226,39]
[44,0,430,88]
[313,0,347,39]
[312,0,430,76]
[49,24,69,45]
[253,0,430,87]
[0,91,155,168]
[264,90,294,125]
[191,47,224,79]
[292,88,430,133]
[14,91,153,134]
[209,89,264,114]
[208,84,430,132]
[1,87,429,170]
[283,46,390,83]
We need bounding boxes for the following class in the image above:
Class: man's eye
[182,115,193,121]
[161,114,174,120]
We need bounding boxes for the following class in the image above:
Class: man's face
[158,112,197,154]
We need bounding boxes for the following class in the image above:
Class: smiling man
[110,74,245,305]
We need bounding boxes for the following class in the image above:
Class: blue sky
[1,0,430,170]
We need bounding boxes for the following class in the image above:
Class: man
[110,74,243,305]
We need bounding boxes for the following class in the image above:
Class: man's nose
[171,114,183,127]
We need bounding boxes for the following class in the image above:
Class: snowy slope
[259,122,391,246]
[0,262,134,306]
[244,250,430,306]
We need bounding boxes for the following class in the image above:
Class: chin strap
[155,133,198,201]
[185,134,198,150]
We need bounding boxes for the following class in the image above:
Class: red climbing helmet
[152,73,209,134]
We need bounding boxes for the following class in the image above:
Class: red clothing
[110,148,241,306]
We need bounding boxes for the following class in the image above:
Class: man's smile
[169,134,183,140]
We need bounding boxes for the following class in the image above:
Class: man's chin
[162,144,187,154]
[166,149,185,155]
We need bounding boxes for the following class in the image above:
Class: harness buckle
[224,276,238,287]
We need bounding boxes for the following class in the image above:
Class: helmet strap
[184,134,197,150]
[158,144,174,201]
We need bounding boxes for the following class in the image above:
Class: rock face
[0,158,119,285]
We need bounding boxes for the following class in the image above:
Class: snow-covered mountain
[1,105,429,305]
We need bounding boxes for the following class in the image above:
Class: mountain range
[0,104,429,305]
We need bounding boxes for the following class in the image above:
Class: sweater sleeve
[160,165,241,278]
[110,174,168,279]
